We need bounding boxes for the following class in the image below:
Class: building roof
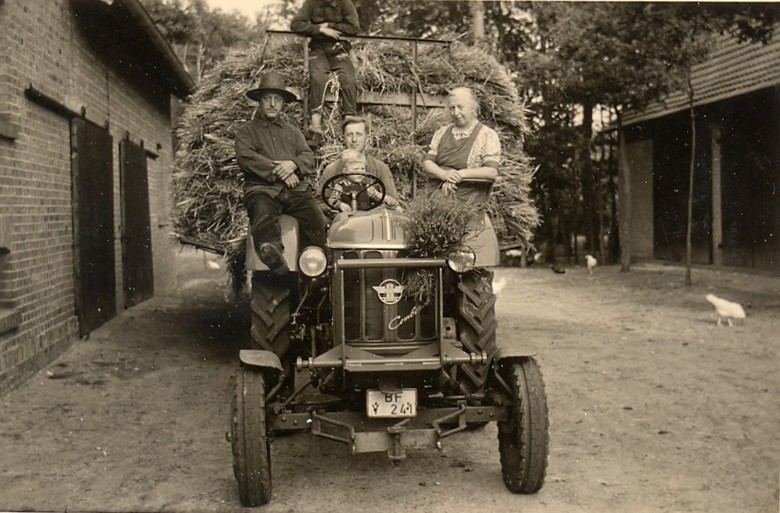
[71,0,196,99]
[623,32,780,125]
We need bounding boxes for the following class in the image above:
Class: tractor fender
[239,350,284,381]
[494,345,537,362]
[467,211,500,267]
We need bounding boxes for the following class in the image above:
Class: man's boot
[258,242,288,276]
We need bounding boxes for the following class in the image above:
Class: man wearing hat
[235,72,327,275]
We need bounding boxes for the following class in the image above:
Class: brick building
[619,34,780,272]
[0,0,195,394]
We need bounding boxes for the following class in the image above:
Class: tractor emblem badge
[372,279,405,305]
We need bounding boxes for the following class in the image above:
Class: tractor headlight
[446,247,476,273]
[298,246,327,277]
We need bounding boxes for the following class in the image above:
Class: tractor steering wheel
[321,173,387,212]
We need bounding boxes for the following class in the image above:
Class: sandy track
[1,251,777,512]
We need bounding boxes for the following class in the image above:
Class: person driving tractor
[318,116,400,213]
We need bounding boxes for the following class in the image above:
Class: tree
[518,3,685,267]
[339,1,534,66]
[142,0,197,43]
[515,16,579,263]
[519,2,776,272]
[140,0,267,81]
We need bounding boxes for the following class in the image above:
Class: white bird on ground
[505,249,523,258]
[206,259,221,270]
[705,294,746,327]
[585,254,597,274]
[493,276,508,295]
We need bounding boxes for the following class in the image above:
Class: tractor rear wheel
[497,357,549,494]
[250,272,290,355]
[455,268,498,393]
[230,366,272,506]
[250,272,295,400]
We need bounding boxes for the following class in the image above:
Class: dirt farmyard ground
[1,250,778,513]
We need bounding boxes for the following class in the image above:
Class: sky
[204,0,283,20]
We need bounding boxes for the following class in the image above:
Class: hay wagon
[223,32,549,507]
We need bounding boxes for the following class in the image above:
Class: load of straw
[172,34,539,283]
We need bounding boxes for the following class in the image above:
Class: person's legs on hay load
[307,45,330,146]
[307,44,357,146]
[331,51,357,117]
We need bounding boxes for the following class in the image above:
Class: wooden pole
[616,110,631,272]
[710,124,722,266]
[470,1,485,44]
[411,41,419,199]
[685,71,696,286]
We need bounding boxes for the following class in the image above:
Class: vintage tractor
[228,175,549,506]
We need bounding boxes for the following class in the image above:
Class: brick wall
[0,0,183,394]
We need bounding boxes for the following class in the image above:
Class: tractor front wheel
[230,366,272,506]
[497,357,549,494]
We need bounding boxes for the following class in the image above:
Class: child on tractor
[328,148,398,212]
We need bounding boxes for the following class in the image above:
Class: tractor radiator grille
[340,250,439,352]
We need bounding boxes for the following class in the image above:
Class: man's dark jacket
[235,115,315,197]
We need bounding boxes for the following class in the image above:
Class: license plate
[366,389,417,418]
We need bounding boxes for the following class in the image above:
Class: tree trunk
[196,44,204,82]
[179,43,189,73]
[616,109,631,272]
[578,103,598,255]
[606,132,620,264]
[545,196,557,264]
[559,211,572,264]
[685,70,696,286]
[470,1,485,44]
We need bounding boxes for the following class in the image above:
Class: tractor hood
[328,207,407,249]
[327,206,500,266]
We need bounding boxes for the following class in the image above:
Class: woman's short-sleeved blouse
[425,121,501,171]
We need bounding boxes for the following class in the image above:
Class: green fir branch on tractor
[400,194,474,302]
[402,193,474,258]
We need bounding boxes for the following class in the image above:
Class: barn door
[71,118,116,336]
[119,139,154,307]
